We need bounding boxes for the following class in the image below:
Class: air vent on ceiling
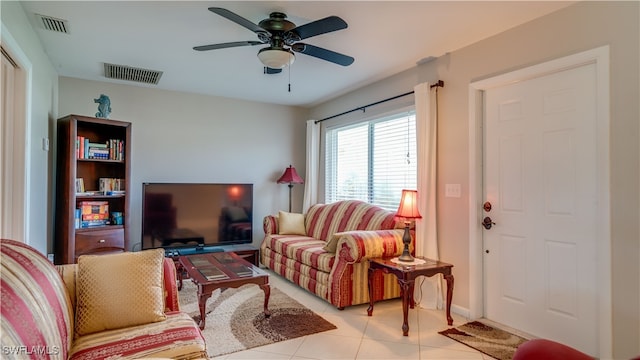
[36,14,70,34]
[103,63,163,85]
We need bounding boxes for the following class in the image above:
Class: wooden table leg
[260,283,271,317]
[197,288,214,330]
[444,273,454,326]
[399,279,413,336]
[367,267,376,316]
[409,282,415,309]
[177,266,183,291]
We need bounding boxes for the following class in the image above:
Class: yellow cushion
[278,211,306,235]
[75,248,166,336]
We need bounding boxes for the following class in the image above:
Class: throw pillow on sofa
[323,233,343,253]
[278,211,306,235]
[75,248,166,336]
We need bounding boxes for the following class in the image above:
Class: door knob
[482,217,496,230]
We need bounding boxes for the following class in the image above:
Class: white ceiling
[20,1,573,107]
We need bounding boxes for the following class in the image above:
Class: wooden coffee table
[179,252,270,329]
[367,256,454,336]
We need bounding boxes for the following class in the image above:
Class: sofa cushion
[69,311,206,360]
[1,239,74,359]
[75,248,166,336]
[261,246,331,300]
[263,235,335,273]
[278,211,306,235]
[56,263,78,308]
[305,200,397,241]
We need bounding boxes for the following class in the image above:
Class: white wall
[1,2,59,254]
[311,2,639,358]
[59,77,308,251]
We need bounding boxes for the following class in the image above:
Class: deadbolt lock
[482,216,496,230]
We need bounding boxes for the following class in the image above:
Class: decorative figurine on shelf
[94,94,112,118]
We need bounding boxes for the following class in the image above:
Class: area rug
[178,280,337,358]
[439,321,529,360]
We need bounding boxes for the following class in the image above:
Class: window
[325,110,417,211]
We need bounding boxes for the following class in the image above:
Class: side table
[367,256,454,336]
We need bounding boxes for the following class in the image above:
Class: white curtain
[414,82,443,309]
[302,119,320,213]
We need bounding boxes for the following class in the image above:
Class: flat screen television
[141,183,253,252]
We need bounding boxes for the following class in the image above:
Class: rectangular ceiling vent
[103,63,163,85]
[36,14,70,34]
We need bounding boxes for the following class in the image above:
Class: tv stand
[165,244,259,266]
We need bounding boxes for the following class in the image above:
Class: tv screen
[141,183,253,251]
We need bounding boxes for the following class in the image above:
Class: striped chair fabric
[0,238,207,360]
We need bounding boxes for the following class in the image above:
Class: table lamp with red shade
[396,189,422,262]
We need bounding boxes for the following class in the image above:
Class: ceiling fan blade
[208,7,266,34]
[289,16,347,41]
[193,41,263,51]
[264,67,283,75]
[291,43,354,66]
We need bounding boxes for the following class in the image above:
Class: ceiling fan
[194,7,355,74]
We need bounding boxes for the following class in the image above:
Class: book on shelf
[88,142,107,149]
[82,213,109,221]
[79,201,109,222]
[76,190,125,196]
[74,209,81,229]
[80,200,109,211]
[81,219,110,228]
[88,148,110,160]
[76,136,125,160]
[99,178,125,192]
[76,191,100,196]
[75,178,85,193]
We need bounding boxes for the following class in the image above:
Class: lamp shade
[258,47,295,69]
[277,165,304,184]
[396,189,422,219]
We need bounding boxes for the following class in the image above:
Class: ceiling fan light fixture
[257,47,295,69]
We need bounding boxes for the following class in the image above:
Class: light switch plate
[445,184,461,198]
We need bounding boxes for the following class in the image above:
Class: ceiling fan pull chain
[288,64,291,92]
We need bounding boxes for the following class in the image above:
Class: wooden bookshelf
[55,114,131,264]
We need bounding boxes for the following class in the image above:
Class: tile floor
[212,270,494,360]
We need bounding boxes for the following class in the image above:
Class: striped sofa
[261,200,411,309]
[0,238,207,360]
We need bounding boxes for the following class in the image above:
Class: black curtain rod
[316,80,444,123]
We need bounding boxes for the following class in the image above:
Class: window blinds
[325,110,417,211]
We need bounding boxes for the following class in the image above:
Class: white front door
[483,62,599,355]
